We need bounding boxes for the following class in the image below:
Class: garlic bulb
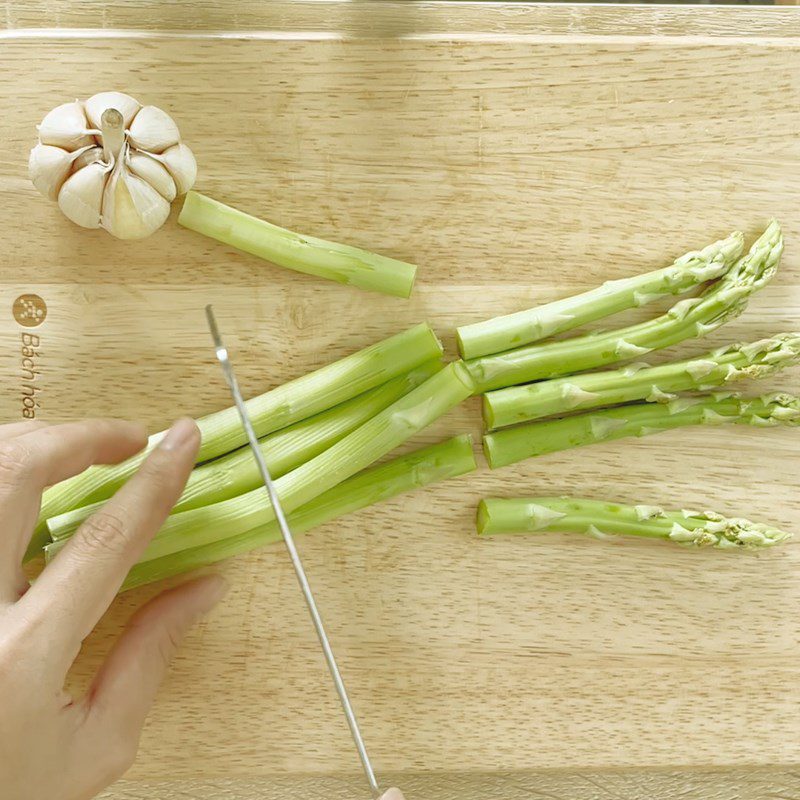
[29,91,197,240]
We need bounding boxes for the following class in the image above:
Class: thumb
[381,790,406,800]
[87,574,228,736]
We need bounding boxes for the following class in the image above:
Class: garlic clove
[152,143,197,195]
[127,150,177,201]
[38,101,95,151]
[127,105,180,153]
[102,166,170,240]
[71,145,105,173]
[84,91,141,130]
[57,161,109,229]
[29,143,77,201]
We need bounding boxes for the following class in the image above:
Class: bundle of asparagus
[48,361,475,567]
[67,435,478,590]
[33,325,478,589]
[461,221,796,470]
[36,219,796,589]
[464,223,781,392]
[46,360,444,542]
[457,232,745,360]
[30,321,444,559]
[461,221,794,547]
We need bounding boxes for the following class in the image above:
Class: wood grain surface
[1,3,799,798]
[100,767,800,800]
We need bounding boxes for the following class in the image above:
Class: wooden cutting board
[1,3,799,798]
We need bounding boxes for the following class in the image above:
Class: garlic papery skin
[30,91,196,240]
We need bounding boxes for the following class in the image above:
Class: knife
[205,305,382,798]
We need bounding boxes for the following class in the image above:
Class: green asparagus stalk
[484,332,800,430]
[179,192,417,298]
[46,361,442,543]
[27,322,442,560]
[467,222,783,392]
[484,392,800,468]
[476,497,792,549]
[54,361,475,565]
[457,232,744,360]
[105,435,477,592]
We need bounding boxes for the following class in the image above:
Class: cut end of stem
[476,499,490,534]
[481,394,496,431]
[482,433,499,470]
[455,327,470,360]
[100,107,125,163]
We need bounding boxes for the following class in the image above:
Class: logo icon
[13,294,47,328]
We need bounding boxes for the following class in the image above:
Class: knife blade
[205,305,381,798]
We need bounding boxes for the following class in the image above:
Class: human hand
[380,790,406,799]
[0,418,227,800]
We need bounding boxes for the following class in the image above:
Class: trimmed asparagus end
[116,434,477,591]
[30,321,445,557]
[179,191,418,298]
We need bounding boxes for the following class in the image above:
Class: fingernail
[380,790,405,800]
[159,417,199,452]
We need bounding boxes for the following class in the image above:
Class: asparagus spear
[467,222,783,392]
[484,392,800,468]
[50,361,475,565]
[28,322,443,560]
[104,435,476,592]
[179,192,417,298]
[476,497,792,549]
[484,332,800,430]
[46,361,442,543]
[457,231,744,360]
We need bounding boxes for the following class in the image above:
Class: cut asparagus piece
[484,332,800,430]
[484,392,800,468]
[179,191,417,298]
[456,232,744,360]
[476,497,792,549]
[28,322,443,560]
[467,222,783,392]
[46,361,442,542]
[105,435,476,592]
[51,361,474,565]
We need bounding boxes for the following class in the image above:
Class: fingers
[381,790,406,800]
[0,419,145,540]
[11,418,146,489]
[21,418,200,658]
[0,419,49,440]
[85,576,227,742]
[0,419,146,601]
